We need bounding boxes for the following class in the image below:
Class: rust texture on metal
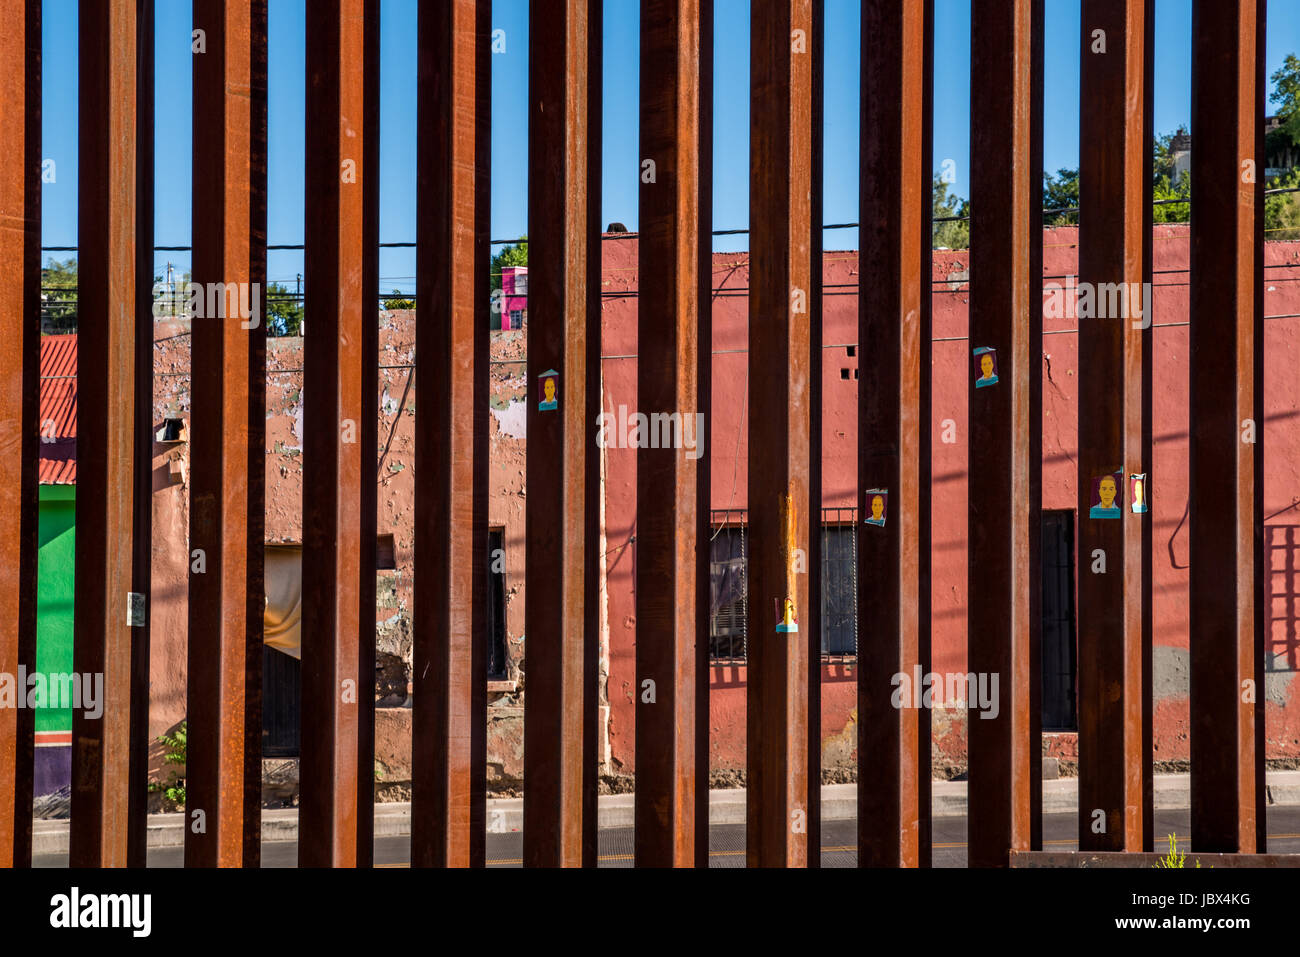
[70,0,141,868]
[524,0,594,867]
[300,0,379,868]
[128,0,157,870]
[966,0,1043,869]
[0,0,41,870]
[582,0,603,871]
[244,0,269,867]
[1026,0,1044,854]
[1188,0,1266,854]
[805,0,824,867]
[411,0,490,869]
[186,0,267,868]
[635,0,702,868]
[1076,0,1151,853]
[917,0,935,865]
[746,0,815,868]
[1139,0,1155,852]
[857,0,929,868]
[1138,0,1159,852]
[693,0,714,872]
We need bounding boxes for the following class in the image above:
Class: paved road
[32,806,1300,867]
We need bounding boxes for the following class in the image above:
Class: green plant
[931,174,970,249]
[382,289,414,310]
[1153,833,1203,869]
[490,238,528,293]
[148,722,187,806]
[265,281,304,337]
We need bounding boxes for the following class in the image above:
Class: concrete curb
[31,771,1300,856]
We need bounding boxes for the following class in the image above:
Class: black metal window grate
[820,509,857,656]
[708,507,858,661]
[709,510,748,660]
[1040,509,1078,731]
[487,528,509,680]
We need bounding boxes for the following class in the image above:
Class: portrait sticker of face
[538,369,559,411]
[864,487,887,527]
[1089,471,1123,519]
[972,346,998,388]
[775,597,799,634]
[1130,473,1148,513]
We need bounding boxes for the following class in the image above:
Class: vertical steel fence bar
[693,0,715,871]
[128,0,157,870]
[300,0,379,868]
[1188,0,1266,854]
[746,0,817,869]
[857,0,930,868]
[0,0,41,870]
[186,0,267,868]
[1139,0,1155,852]
[918,0,936,866]
[582,0,604,871]
[524,0,595,867]
[70,0,143,868]
[1076,0,1152,854]
[636,0,702,867]
[244,0,269,867]
[412,0,490,868]
[806,0,824,868]
[966,0,1043,869]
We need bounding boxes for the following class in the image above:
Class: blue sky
[38,0,1300,291]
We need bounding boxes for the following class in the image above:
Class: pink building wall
[597,225,1300,778]
[498,265,528,330]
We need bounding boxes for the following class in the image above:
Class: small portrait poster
[1089,471,1123,519]
[973,346,999,388]
[537,369,559,411]
[864,488,888,527]
[1130,473,1149,514]
[775,598,799,634]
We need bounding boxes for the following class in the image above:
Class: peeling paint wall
[146,315,560,787]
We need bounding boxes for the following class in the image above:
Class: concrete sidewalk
[31,770,1300,856]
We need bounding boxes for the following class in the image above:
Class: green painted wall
[36,484,75,733]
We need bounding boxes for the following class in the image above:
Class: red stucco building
[596,223,1300,778]
[112,222,1300,804]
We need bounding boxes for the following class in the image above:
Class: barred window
[707,508,858,661]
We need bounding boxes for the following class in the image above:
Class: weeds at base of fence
[147,722,187,808]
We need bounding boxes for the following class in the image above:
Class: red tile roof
[39,335,76,485]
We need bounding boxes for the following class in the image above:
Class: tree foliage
[1042,168,1080,226]
[491,237,528,292]
[1266,166,1300,241]
[382,289,415,310]
[931,175,970,249]
[265,281,304,337]
[1270,54,1300,155]
[41,257,79,325]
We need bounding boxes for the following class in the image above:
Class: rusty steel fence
[0,0,1278,868]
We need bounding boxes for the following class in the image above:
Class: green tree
[490,237,528,292]
[931,175,969,249]
[1042,167,1080,226]
[1266,166,1300,241]
[41,256,78,326]
[1152,169,1191,224]
[382,289,414,310]
[265,281,304,337]
[1153,125,1188,181]
[1146,125,1193,223]
[1270,54,1300,155]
